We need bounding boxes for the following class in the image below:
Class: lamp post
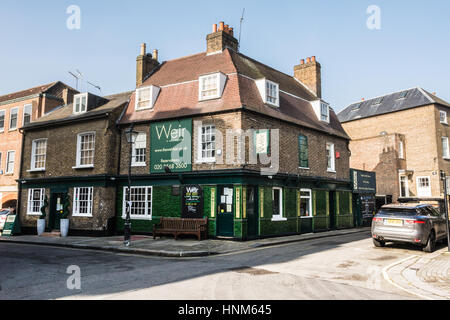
[124,124,139,247]
[440,170,450,252]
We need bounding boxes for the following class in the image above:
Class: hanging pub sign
[0,215,21,237]
[182,185,204,219]
[150,119,192,174]
[350,169,376,194]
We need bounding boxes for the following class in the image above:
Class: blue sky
[1,0,449,112]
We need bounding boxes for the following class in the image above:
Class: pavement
[0,227,370,257]
[383,248,450,300]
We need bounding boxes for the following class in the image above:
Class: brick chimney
[136,43,160,87]
[206,21,238,54]
[294,56,322,98]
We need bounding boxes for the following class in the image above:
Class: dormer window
[255,79,279,107]
[135,85,160,111]
[199,72,227,101]
[74,93,88,114]
[266,81,279,105]
[320,102,330,122]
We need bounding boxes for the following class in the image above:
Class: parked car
[371,203,448,252]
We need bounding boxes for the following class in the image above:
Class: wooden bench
[153,217,208,241]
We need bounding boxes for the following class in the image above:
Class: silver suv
[371,203,448,252]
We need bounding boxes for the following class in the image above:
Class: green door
[217,186,234,237]
[329,191,336,230]
[246,186,258,238]
[49,193,66,230]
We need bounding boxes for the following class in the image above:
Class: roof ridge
[346,86,421,107]
[163,51,206,63]
[0,81,58,100]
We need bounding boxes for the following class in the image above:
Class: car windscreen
[378,208,417,216]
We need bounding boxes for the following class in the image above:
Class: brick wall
[342,104,446,201]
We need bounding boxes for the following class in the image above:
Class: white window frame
[74,132,96,169]
[30,139,47,171]
[27,188,45,215]
[122,186,153,220]
[326,142,336,172]
[6,151,15,174]
[271,187,286,221]
[9,107,18,131]
[442,137,450,159]
[73,93,88,114]
[440,110,448,124]
[265,80,279,106]
[255,78,280,107]
[73,187,94,217]
[0,109,5,132]
[399,175,409,198]
[23,104,32,126]
[197,124,216,163]
[132,132,147,167]
[135,85,160,111]
[398,140,405,159]
[320,103,330,123]
[300,189,313,218]
[416,176,431,197]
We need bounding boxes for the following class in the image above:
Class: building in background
[338,87,450,210]
[116,21,353,240]
[0,82,77,209]
[18,91,131,236]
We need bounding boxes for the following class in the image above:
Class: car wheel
[373,238,385,247]
[423,231,436,253]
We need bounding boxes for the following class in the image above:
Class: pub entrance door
[217,186,234,237]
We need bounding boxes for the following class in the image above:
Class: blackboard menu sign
[182,185,203,219]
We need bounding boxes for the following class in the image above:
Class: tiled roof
[338,87,450,123]
[121,49,348,139]
[0,82,58,104]
[23,91,132,129]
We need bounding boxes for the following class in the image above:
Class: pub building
[17,91,131,236]
[116,22,354,240]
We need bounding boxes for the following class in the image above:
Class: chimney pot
[306,57,311,63]
[213,24,217,33]
[140,43,146,56]
[219,21,225,31]
[153,49,158,61]
[300,59,305,65]
[229,27,234,36]
[311,56,316,62]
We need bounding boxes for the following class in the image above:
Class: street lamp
[440,170,450,252]
[124,124,139,247]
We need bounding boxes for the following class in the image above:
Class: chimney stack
[294,56,322,98]
[136,43,160,87]
[206,21,239,54]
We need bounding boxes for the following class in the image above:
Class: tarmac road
[0,231,444,300]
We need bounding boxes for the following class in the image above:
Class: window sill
[271,217,287,222]
[441,122,448,125]
[4,173,14,176]
[72,214,93,218]
[299,167,310,170]
[121,215,153,221]
[196,158,216,164]
[131,163,147,167]
[135,106,154,112]
[443,157,450,160]
[72,165,94,170]
[27,169,45,173]
[8,129,17,132]
[27,212,42,216]
[327,169,336,173]
[199,95,221,102]
[300,216,313,219]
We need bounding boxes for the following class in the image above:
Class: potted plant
[37,196,48,236]
[60,195,70,237]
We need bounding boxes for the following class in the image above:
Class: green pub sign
[150,119,192,173]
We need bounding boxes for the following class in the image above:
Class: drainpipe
[17,127,26,221]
